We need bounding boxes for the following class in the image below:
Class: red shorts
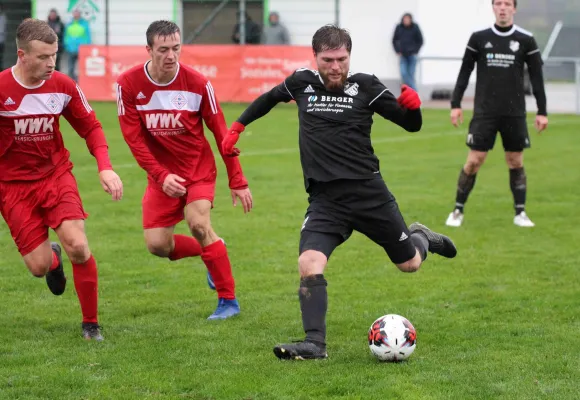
[0,170,88,256]
[142,178,216,229]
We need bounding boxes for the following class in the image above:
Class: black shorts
[467,115,530,152]
[299,177,417,265]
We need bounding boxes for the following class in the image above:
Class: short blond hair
[16,18,58,51]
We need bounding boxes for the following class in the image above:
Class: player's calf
[201,239,237,301]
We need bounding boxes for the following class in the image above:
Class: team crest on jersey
[344,82,359,96]
[46,95,60,113]
[171,92,188,109]
[509,40,520,52]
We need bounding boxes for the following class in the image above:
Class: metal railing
[417,56,580,115]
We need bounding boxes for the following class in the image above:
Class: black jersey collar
[491,24,516,36]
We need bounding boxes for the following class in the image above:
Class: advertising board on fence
[78,45,315,102]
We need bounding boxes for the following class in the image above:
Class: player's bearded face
[493,0,516,26]
[149,34,181,74]
[20,40,57,81]
[316,47,350,91]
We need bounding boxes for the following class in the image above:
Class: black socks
[454,168,477,213]
[509,167,526,216]
[299,274,327,348]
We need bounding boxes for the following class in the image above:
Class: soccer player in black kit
[221,24,458,360]
[446,0,548,228]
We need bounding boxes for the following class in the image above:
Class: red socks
[168,236,235,299]
[201,240,236,300]
[169,234,202,260]
[72,255,99,324]
[49,251,60,271]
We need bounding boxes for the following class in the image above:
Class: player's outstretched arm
[62,83,123,201]
[221,81,293,157]
[115,81,171,186]
[525,38,548,132]
[370,80,422,132]
[201,81,253,213]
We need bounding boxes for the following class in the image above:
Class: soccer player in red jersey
[0,19,123,340]
[115,20,252,320]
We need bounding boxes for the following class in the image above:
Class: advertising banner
[78,45,316,102]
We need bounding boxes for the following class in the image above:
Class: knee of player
[62,238,90,263]
[465,151,487,173]
[146,240,171,257]
[505,154,524,169]
[189,221,212,241]
[144,232,172,257]
[29,263,50,278]
[298,250,327,277]
[465,159,483,174]
[396,258,421,273]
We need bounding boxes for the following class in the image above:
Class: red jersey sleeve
[116,77,170,186]
[200,79,248,189]
[62,82,112,171]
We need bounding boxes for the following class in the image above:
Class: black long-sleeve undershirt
[527,54,547,116]
[238,85,422,132]
[237,88,286,126]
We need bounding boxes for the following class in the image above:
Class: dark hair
[146,20,181,47]
[492,0,517,7]
[16,18,58,50]
[312,24,352,55]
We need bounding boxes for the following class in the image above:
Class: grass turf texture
[0,104,578,399]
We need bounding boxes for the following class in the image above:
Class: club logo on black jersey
[344,82,359,96]
[509,40,520,52]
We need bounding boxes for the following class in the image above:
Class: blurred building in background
[0,0,577,112]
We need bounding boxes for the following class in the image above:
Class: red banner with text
[78,45,315,102]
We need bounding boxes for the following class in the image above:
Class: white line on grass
[73,130,464,172]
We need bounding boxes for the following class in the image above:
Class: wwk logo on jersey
[14,117,55,136]
[145,113,184,130]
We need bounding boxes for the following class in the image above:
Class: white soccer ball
[368,314,417,362]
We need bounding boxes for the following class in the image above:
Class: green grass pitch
[0,103,578,399]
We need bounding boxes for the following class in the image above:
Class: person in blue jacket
[392,13,423,90]
[64,10,91,82]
